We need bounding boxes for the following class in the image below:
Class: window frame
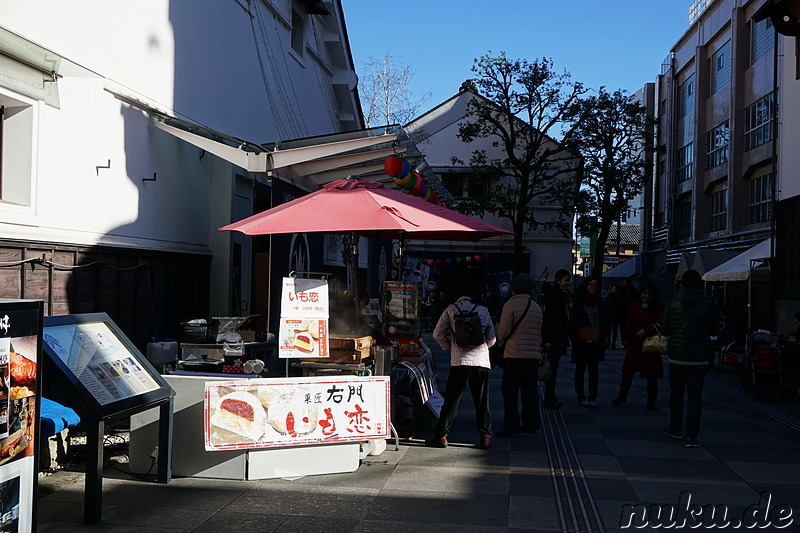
[751,17,775,65]
[744,92,777,151]
[676,142,694,184]
[676,197,693,240]
[749,173,773,224]
[679,75,695,117]
[710,41,731,94]
[709,187,728,232]
[705,120,729,169]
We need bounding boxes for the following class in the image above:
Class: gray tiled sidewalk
[37,337,800,531]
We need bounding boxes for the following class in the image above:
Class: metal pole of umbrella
[352,232,361,327]
[398,233,405,281]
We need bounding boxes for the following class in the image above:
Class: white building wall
[0,0,361,316]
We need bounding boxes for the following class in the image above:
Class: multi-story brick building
[642,0,800,329]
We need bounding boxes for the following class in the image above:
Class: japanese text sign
[280,278,329,318]
[204,376,390,450]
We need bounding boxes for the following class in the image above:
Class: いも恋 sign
[278,277,329,359]
[204,376,390,450]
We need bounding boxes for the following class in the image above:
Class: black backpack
[451,303,485,347]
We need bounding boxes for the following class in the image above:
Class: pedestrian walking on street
[428,278,496,450]
[602,284,625,349]
[660,269,720,448]
[611,281,664,409]
[495,273,544,436]
[571,276,607,406]
[542,269,573,409]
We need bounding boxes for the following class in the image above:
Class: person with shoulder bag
[495,274,544,436]
[571,276,607,406]
[541,269,573,409]
[611,281,665,409]
[428,278,496,450]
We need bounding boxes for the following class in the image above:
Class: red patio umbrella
[219,177,513,241]
[220,177,513,326]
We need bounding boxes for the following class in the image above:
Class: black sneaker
[685,435,702,448]
[662,425,683,439]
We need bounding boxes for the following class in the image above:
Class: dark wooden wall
[0,240,211,350]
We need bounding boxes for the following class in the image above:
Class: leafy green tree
[452,53,586,274]
[569,88,654,276]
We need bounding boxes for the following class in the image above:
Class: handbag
[578,326,600,343]
[641,324,669,354]
[491,297,532,369]
[537,351,552,381]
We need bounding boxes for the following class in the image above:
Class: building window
[442,173,488,199]
[749,173,773,224]
[709,188,727,232]
[676,197,692,239]
[679,75,695,117]
[705,121,729,169]
[752,17,774,64]
[744,92,777,151]
[710,41,731,94]
[0,95,34,207]
[676,143,693,184]
[290,9,305,56]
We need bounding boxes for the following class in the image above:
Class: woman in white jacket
[428,278,496,450]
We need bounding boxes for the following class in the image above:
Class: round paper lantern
[483,252,490,258]
[410,176,426,196]
[393,172,412,187]
[441,201,448,209]
[423,188,434,201]
[465,256,472,262]
[428,192,439,204]
[384,155,405,176]
[404,170,420,190]
[446,258,452,264]
[427,259,434,265]
[435,259,442,264]
[397,158,411,178]
[474,255,481,261]
[455,257,462,263]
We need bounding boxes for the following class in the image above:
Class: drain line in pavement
[706,377,800,432]
[541,386,605,533]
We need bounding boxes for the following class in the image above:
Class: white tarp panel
[702,239,771,282]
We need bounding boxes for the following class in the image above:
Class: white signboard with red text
[278,277,329,359]
[204,376,390,450]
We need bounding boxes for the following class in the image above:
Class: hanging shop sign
[204,376,390,450]
[278,277,329,359]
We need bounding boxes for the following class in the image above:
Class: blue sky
[344,1,691,114]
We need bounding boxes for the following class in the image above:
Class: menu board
[204,376,390,450]
[43,322,161,406]
[278,277,330,359]
[382,281,420,338]
[0,299,43,533]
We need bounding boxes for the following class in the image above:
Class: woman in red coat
[611,281,664,409]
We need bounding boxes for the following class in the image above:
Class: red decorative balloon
[428,192,439,204]
[384,155,405,176]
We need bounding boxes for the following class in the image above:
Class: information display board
[204,376,390,450]
[0,299,43,533]
[42,313,172,419]
[382,281,420,338]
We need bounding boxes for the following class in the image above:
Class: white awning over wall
[702,239,771,282]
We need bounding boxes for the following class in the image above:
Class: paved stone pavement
[37,336,800,531]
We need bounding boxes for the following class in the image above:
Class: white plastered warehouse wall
[0,0,356,316]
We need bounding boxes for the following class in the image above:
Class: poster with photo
[0,300,43,533]
[204,376,390,450]
[43,321,161,405]
[382,281,419,338]
[278,277,330,359]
